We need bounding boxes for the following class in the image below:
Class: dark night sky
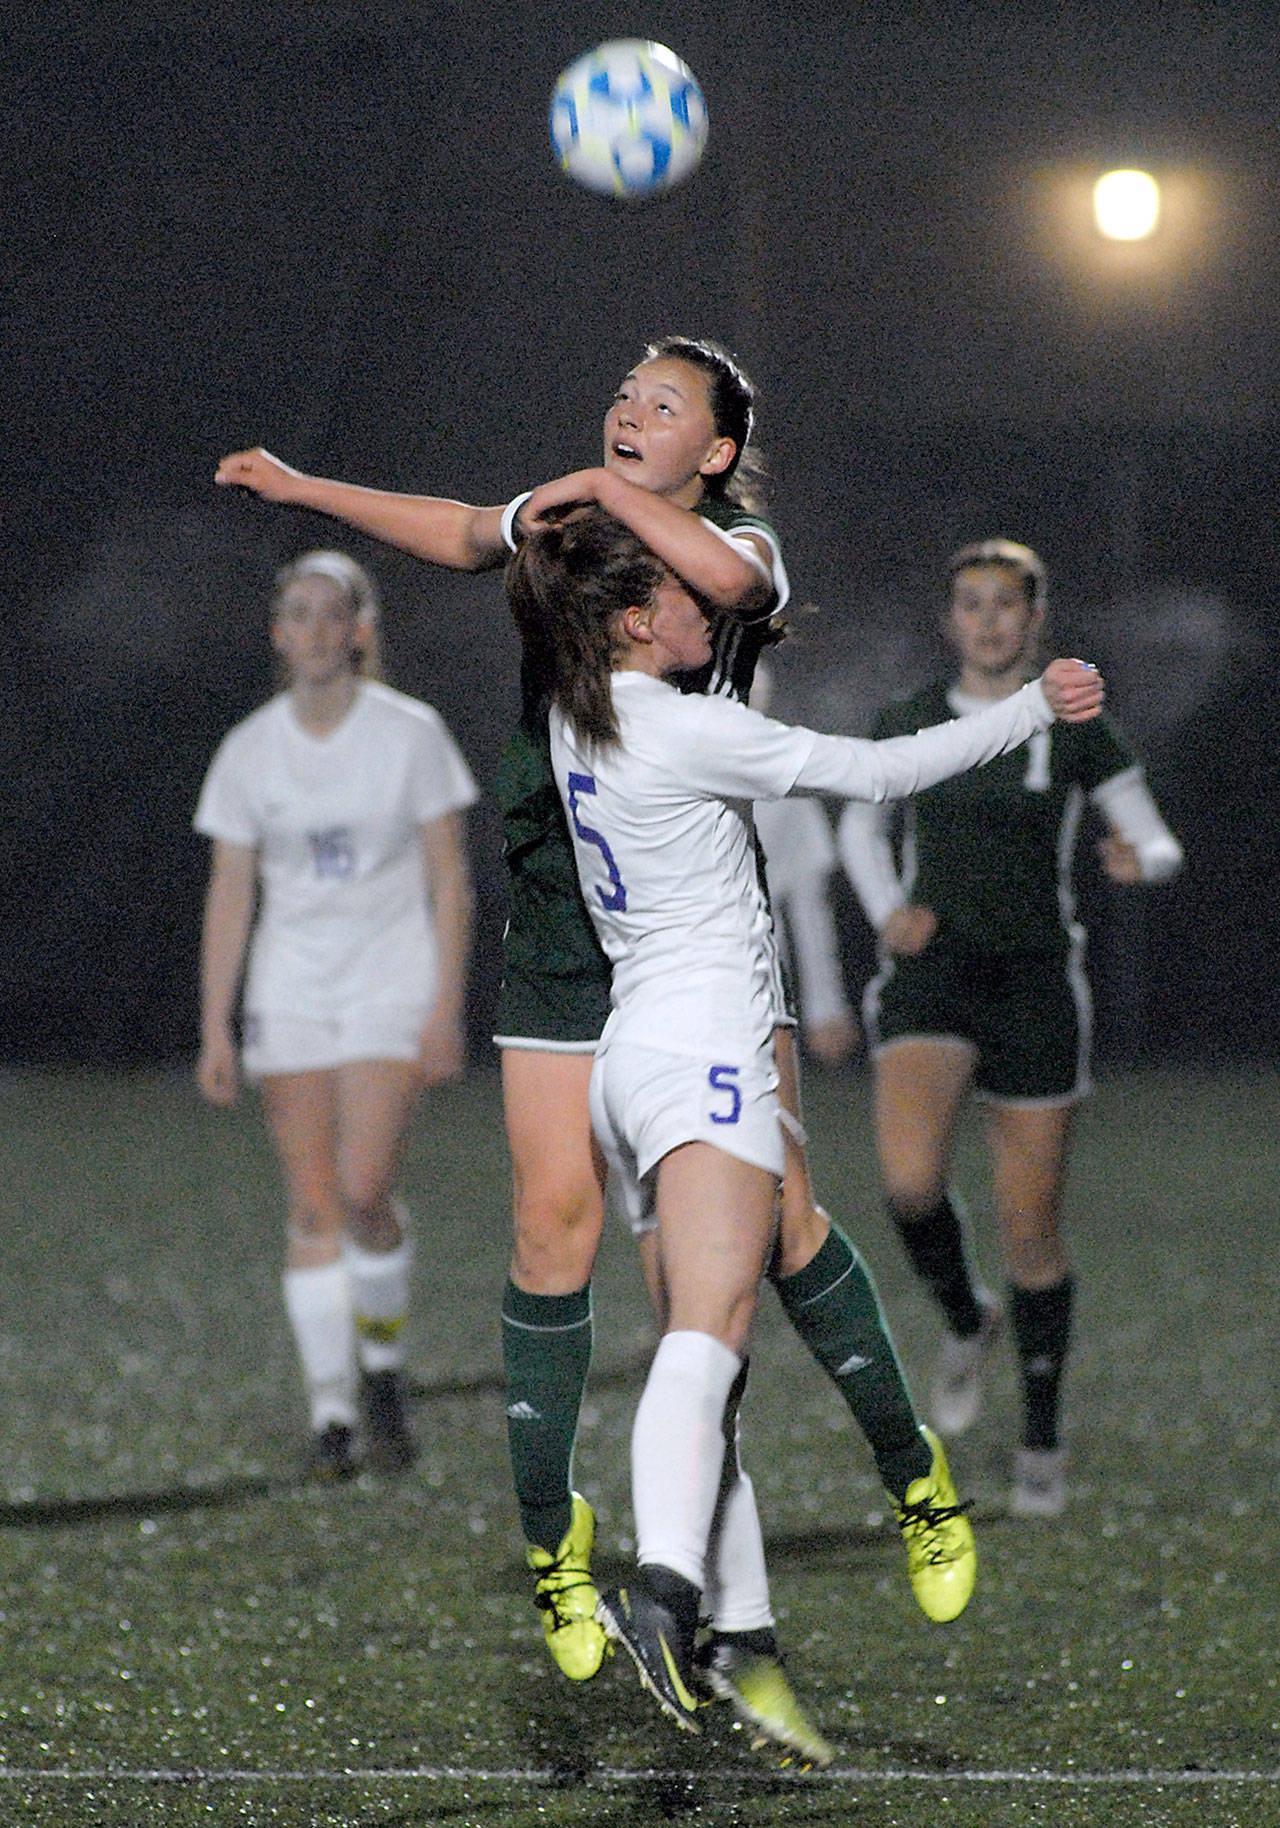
[5,3,1278,1065]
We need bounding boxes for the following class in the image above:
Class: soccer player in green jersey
[215,343,976,1752]
[839,539,1183,1517]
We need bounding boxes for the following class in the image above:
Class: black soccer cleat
[307,1420,359,1482]
[360,1368,417,1474]
[596,1568,702,1733]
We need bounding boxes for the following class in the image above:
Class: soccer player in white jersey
[215,341,988,1732]
[506,507,1105,1738]
[194,551,477,1477]
[838,539,1183,1517]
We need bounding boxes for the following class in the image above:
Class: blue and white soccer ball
[549,39,708,198]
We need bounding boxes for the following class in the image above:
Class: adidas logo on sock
[505,1401,543,1421]
[836,1352,873,1376]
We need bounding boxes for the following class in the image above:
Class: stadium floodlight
[1093,169,1161,240]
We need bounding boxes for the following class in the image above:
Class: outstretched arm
[795,662,1104,805]
[519,466,774,613]
[214,448,509,571]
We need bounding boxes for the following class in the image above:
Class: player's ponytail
[507,509,665,747]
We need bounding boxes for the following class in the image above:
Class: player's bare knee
[286,1199,344,1244]
[886,1183,946,1223]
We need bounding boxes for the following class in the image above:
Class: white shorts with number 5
[590,1036,784,1237]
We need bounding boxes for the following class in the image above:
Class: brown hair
[506,509,666,746]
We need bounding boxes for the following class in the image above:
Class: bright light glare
[1094,169,1160,240]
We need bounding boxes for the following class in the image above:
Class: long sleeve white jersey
[753,797,852,1028]
[549,671,1056,1058]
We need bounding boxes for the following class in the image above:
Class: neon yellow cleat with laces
[891,1425,977,1622]
[527,1492,608,1680]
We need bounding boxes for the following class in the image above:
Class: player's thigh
[258,1069,345,1227]
[656,1141,778,1353]
[985,1100,1074,1282]
[501,1047,606,1244]
[873,1037,974,1203]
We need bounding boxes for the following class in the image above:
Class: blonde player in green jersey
[839,539,1183,1517]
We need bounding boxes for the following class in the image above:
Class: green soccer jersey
[670,497,788,701]
[871,681,1135,954]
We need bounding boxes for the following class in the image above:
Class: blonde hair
[271,550,384,680]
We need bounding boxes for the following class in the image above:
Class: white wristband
[500,491,534,551]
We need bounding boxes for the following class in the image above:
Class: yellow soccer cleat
[891,1425,977,1622]
[527,1492,608,1680]
[703,1637,835,1768]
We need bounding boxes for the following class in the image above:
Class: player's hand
[1040,658,1105,722]
[416,1011,466,1087]
[196,1030,239,1107]
[1098,833,1143,883]
[804,1013,859,1067]
[881,905,937,956]
[214,447,305,500]
[519,468,609,531]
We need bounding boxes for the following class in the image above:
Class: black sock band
[1009,1276,1074,1451]
[888,1196,983,1337]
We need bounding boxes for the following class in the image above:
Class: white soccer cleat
[930,1293,1004,1436]
[1010,1446,1069,1518]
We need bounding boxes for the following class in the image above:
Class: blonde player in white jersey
[195,551,477,1478]
[506,506,1105,1741]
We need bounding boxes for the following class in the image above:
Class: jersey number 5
[566,772,626,912]
[708,1064,742,1125]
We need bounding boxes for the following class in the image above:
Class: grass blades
[0,1064,1276,1826]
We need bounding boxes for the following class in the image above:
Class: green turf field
[0,1063,1275,1826]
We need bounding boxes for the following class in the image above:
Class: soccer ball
[549,40,708,198]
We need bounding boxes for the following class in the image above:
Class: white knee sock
[342,1204,413,1373]
[632,1329,741,1592]
[704,1400,774,1634]
[282,1261,356,1430]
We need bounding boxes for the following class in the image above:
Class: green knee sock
[772,1223,930,1501]
[501,1280,593,1552]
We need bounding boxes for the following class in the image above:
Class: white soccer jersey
[549,672,1055,1058]
[194,681,478,1017]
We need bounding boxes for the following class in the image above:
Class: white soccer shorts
[590,1036,784,1236]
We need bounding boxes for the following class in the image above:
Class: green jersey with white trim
[871,681,1135,954]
